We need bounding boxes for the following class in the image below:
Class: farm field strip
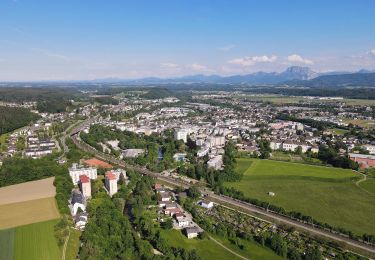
[0,197,60,229]
[0,220,61,260]
[0,177,56,205]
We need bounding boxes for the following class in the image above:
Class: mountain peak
[282,66,317,80]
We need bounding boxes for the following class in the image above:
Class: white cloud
[189,63,209,71]
[217,44,235,51]
[287,54,313,65]
[160,62,179,68]
[369,49,375,56]
[228,55,277,66]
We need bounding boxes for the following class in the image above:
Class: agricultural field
[0,177,59,229]
[0,197,60,229]
[342,118,375,129]
[0,228,15,260]
[241,94,375,106]
[0,177,56,205]
[160,229,280,260]
[0,220,61,260]
[225,158,375,235]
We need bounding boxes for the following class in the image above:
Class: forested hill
[287,72,375,87]
[0,106,40,135]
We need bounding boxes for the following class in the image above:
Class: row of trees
[0,106,40,135]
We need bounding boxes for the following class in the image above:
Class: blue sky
[1,0,375,80]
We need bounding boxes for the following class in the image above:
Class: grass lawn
[0,197,60,229]
[225,159,375,235]
[160,229,280,260]
[65,228,81,260]
[0,228,15,260]
[328,128,349,135]
[209,233,281,260]
[359,178,375,195]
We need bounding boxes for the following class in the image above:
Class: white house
[200,200,214,209]
[185,227,200,239]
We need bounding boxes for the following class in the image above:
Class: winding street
[67,118,375,258]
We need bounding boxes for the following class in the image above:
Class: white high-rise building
[174,129,188,143]
[69,163,98,185]
[105,172,118,197]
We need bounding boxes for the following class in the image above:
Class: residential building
[105,171,118,197]
[69,163,97,185]
[175,129,188,143]
[79,175,91,198]
[184,227,200,239]
[207,155,223,170]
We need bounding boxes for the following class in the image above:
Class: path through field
[208,235,248,260]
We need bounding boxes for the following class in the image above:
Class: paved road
[68,118,375,257]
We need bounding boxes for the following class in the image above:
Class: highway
[68,118,375,257]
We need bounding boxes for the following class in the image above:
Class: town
[1,86,375,260]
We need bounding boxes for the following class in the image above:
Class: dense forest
[0,87,79,102]
[0,106,40,135]
[0,157,63,187]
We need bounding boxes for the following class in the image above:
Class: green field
[160,229,280,260]
[0,220,62,260]
[225,159,375,235]
[359,178,375,195]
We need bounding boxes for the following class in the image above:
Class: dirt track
[0,177,56,205]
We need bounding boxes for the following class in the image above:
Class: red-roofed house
[105,171,118,196]
[79,175,91,198]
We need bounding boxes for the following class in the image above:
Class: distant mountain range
[93,66,375,87]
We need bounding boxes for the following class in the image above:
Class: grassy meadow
[160,229,280,260]
[224,158,375,235]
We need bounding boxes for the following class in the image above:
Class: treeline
[93,96,119,105]
[0,106,40,135]
[36,100,71,113]
[0,87,78,103]
[218,186,375,245]
[0,157,58,187]
[318,145,359,170]
[141,88,174,99]
[53,167,74,215]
